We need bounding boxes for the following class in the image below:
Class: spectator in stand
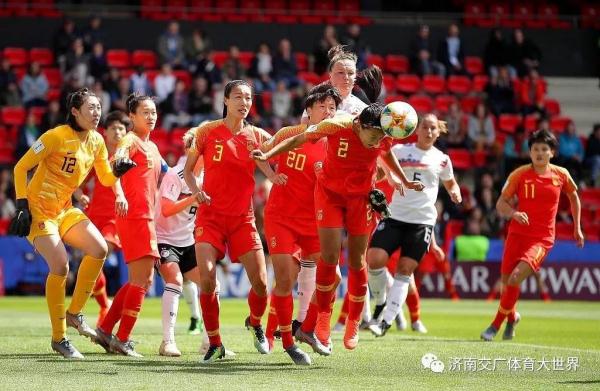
[0,59,17,94]
[58,74,82,114]
[1,82,22,107]
[249,43,275,93]
[53,18,78,72]
[188,76,215,125]
[65,38,90,86]
[104,67,121,103]
[437,23,465,76]
[129,66,152,96]
[486,66,516,116]
[161,79,191,131]
[558,121,584,182]
[185,28,212,66]
[82,15,106,52]
[474,173,501,237]
[519,69,546,117]
[272,38,300,89]
[92,81,111,121]
[41,100,62,131]
[503,126,529,174]
[0,169,15,202]
[111,76,131,111]
[154,63,176,103]
[271,80,293,131]
[445,102,468,148]
[157,21,186,69]
[193,50,222,89]
[341,23,368,70]
[585,124,600,187]
[313,25,339,75]
[0,192,16,219]
[222,45,246,81]
[483,29,515,79]
[89,42,110,83]
[410,25,445,77]
[15,112,42,159]
[467,102,495,151]
[509,29,542,78]
[20,62,49,109]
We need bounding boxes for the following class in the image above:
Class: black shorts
[369,218,433,262]
[157,243,197,274]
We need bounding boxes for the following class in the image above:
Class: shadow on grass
[113,359,326,374]
[557,380,600,384]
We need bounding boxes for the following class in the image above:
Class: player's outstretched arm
[443,178,462,204]
[380,150,425,192]
[251,132,307,162]
[566,190,585,248]
[184,148,211,205]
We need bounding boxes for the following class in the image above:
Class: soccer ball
[380,101,418,139]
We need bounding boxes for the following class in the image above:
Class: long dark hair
[125,92,154,115]
[222,80,252,118]
[66,87,98,132]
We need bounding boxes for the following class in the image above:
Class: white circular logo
[421,353,438,369]
[430,360,445,373]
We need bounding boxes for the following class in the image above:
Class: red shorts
[418,252,451,274]
[116,218,159,262]
[264,213,320,257]
[314,181,375,236]
[194,209,262,262]
[501,232,552,275]
[90,215,121,249]
[386,250,400,273]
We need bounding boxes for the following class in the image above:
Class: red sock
[444,275,457,297]
[491,285,520,329]
[315,259,337,313]
[273,294,294,349]
[337,293,349,324]
[301,301,319,333]
[347,266,367,322]
[507,311,517,323]
[200,292,221,346]
[248,288,267,327]
[406,290,420,323]
[100,282,129,334]
[92,272,110,308]
[265,297,278,340]
[115,284,146,342]
[540,290,551,302]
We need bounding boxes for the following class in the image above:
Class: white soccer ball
[380,101,418,139]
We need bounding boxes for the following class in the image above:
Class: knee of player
[397,261,416,276]
[275,276,293,293]
[200,277,217,293]
[91,241,109,260]
[251,279,268,297]
[320,251,339,265]
[367,249,387,269]
[507,273,521,286]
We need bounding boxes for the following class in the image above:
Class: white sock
[162,283,182,342]
[386,270,394,291]
[362,285,372,322]
[369,267,388,306]
[182,280,201,320]
[296,261,316,322]
[382,274,411,324]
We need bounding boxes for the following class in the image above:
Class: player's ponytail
[66,87,98,132]
[355,65,383,104]
[222,79,252,118]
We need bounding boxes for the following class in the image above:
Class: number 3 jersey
[389,143,454,226]
[155,157,203,247]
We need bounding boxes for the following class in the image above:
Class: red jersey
[194,120,271,216]
[501,164,577,244]
[86,171,116,220]
[116,132,162,219]
[305,115,393,196]
[264,124,326,220]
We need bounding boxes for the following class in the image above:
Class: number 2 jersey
[155,157,203,247]
[389,143,454,226]
[14,124,116,218]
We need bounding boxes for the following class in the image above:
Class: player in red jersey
[253,103,424,351]
[481,130,584,341]
[95,94,164,357]
[83,111,129,326]
[262,84,342,364]
[183,80,278,363]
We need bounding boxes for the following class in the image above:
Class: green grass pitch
[0,297,599,390]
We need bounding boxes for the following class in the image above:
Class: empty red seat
[295,52,308,71]
[408,95,433,114]
[298,71,321,86]
[43,68,62,88]
[367,54,384,69]
[29,107,47,124]
[173,70,192,88]
[447,149,471,170]
[107,49,130,68]
[435,95,458,115]
[422,75,445,95]
[238,51,254,69]
[3,47,28,67]
[29,48,54,67]
[384,94,406,104]
[131,50,157,69]
[447,75,471,95]
[385,55,409,74]
[211,51,229,68]
[582,4,600,29]
[473,74,489,93]
[460,95,481,114]
[538,4,571,29]
[543,98,561,116]
[1,107,26,126]
[464,2,485,26]
[523,114,539,132]
[396,74,421,95]
[512,4,533,27]
[580,189,600,208]
[498,114,522,133]
[465,56,484,75]
[339,0,359,14]
[549,116,572,132]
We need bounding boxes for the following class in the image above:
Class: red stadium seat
[549,116,572,133]
[107,49,130,68]
[543,98,561,116]
[0,218,10,235]
[384,94,406,104]
[472,74,489,93]
[313,0,335,15]
[447,149,471,170]
[512,4,533,27]
[498,114,522,134]
[29,107,47,125]
[385,55,409,74]
[523,114,538,132]
[422,75,445,95]
[173,70,192,89]
[408,95,433,114]
[47,88,61,101]
[396,74,421,95]
[261,91,273,112]
[434,95,458,115]
[463,2,485,26]
[1,107,26,126]
[447,75,471,95]
[339,0,359,14]
[131,50,157,69]
[460,95,480,114]
[539,4,571,29]
[298,71,320,86]
[581,4,600,29]
[29,48,54,67]
[366,54,384,69]
[383,74,396,95]
[580,189,600,208]
[43,68,62,88]
[464,56,484,75]
[3,47,28,67]
[211,51,229,68]
[295,52,308,71]
[238,51,254,69]
[140,0,163,19]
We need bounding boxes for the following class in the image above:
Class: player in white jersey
[367,113,462,336]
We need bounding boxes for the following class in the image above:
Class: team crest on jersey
[270,237,277,248]
[317,209,323,221]
[38,222,45,230]
[552,176,560,186]
[377,221,385,231]
[195,227,203,237]
[160,249,170,259]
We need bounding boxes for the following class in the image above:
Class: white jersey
[389,143,453,226]
[301,93,367,121]
[155,158,203,247]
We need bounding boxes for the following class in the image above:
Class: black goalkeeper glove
[369,189,391,219]
[8,199,32,237]
[112,157,137,177]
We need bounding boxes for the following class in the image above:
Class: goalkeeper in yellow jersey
[9,88,135,359]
